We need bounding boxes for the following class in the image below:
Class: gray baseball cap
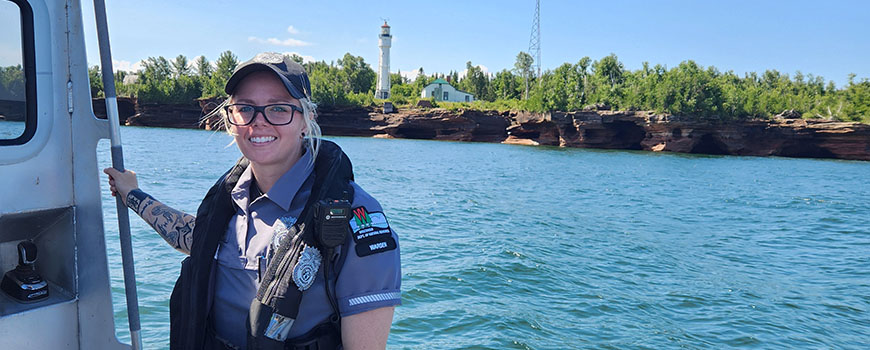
[225,52,311,99]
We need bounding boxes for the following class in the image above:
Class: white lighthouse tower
[375,21,392,99]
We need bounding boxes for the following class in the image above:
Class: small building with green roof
[421,78,475,102]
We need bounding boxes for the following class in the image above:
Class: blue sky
[68,0,868,87]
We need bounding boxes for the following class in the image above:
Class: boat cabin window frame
[0,0,37,146]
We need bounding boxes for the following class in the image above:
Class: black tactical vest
[169,140,354,350]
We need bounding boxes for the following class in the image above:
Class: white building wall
[421,83,474,102]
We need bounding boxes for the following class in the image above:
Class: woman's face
[229,71,306,172]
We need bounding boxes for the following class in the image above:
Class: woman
[105,52,401,350]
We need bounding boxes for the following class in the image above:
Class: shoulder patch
[349,206,396,257]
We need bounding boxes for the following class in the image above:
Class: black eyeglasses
[224,103,303,126]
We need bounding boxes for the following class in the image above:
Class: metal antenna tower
[528,0,541,82]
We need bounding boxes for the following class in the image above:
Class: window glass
[0,0,32,143]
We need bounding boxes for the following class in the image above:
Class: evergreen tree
[171,54,192,78]
[202,50,238,98]
[192,56,212,77]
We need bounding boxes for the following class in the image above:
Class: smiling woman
[224,71,309,185]
[104,52,401,350]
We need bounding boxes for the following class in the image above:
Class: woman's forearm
[126,189,195,255]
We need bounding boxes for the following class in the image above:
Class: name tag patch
[350,206,396,257]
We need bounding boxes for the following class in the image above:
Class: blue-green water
[94,126,869,349]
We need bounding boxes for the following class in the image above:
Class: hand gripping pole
[93,1,143,349]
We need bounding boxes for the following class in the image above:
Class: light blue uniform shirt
[212,150,402,347]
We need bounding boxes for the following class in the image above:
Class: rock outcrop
[503,111,870,161]
[317,107,511,142]
[89,98,870,161]
[91,97,137,121]
[0,100,26,121]
[125,102,205,128]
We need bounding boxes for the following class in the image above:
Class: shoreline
[91,98,870,161]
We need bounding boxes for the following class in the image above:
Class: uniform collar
[231,166,254,210]
[231,149,313,211]
[263,149,314,211]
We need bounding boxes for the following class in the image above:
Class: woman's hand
[103,168,139,205]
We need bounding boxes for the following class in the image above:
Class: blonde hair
[201,96,321,162]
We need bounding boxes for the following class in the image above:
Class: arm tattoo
[127,189,195,255]
[126,189,149,213]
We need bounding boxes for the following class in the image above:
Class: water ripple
[97,129,870,349]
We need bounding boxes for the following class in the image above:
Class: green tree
[410,68,431,99]
[491,69,521,100]
[576,56,592,105]
[389,72,405,87]
[539,62,585,111]
[288,54,304,65]
[588,54,625,108]
[88,65,103,98]
[514,51,534,99]
[193,56,212,77]
[307,61,348,106]
[459,61,492,101]
[202,50,238,98]
[337,53,376,94]
[0,65,25,101]
[137,56,202,103]
[171,54,192,78]
[137,56,172,102]
[59,50,870,123]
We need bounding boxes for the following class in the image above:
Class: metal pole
[93,1,143,349]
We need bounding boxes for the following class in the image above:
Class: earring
[301,132,306,139]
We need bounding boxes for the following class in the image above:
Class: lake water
[88,126,870,349]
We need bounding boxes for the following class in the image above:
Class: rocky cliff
[503,111,870,161]
[91,98,870,161]
[318,107,510,143]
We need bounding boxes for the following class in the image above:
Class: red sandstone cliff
[90,98,870,161]
[503,111,870,161]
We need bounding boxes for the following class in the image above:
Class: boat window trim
[0,0,37,146]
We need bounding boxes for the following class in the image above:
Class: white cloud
[286,25,299,34]
[113,59,143,72]
[397,69,417,81]
[248,36,311,47]
[281,51,316,63]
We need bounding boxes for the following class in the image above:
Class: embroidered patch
[349,207,391,242]
[292,245,321,291]
[355,236,397,257]
[272,215,297,249]
[349,206,397,257]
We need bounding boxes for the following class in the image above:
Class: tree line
[2,50,868,123]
